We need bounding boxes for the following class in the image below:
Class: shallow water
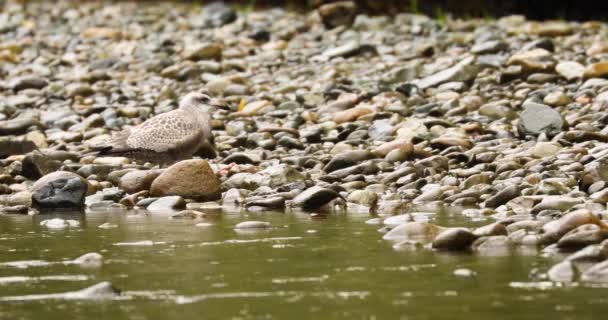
[1,210,607,320]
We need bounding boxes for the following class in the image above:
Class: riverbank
[1,0,608,286]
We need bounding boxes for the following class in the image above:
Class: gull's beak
[209,98,230,110]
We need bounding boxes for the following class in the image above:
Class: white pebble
[453,268,477,277]
[40,218,80,229]
[234,221,271,229]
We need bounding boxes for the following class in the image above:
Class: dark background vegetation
[201,0,608,20]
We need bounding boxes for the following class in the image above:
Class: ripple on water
[0,275,89,285]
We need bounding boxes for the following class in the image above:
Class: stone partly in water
[292,186,341,211]
[383,222,445,242]
[146,196,186,214]
[557,224,608,248]
[540,210,606,244]
[150,160,221,201]
[31,171,89,211]
[581,260,608,283]
[547,260,576,282]
[40,218,81,229]
[432,228,477,251]
[234,221,271,229]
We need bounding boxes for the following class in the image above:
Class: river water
[1,209,607,319]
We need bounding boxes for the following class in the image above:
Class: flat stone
[517,102,565,137]
[147,196,186,214]
[507,48,555,72]
[413,56,479,89]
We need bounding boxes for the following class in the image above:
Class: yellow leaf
[238,98,246,112]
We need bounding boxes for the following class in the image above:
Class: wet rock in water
[581,260,608,283]
[245,196,285,210]
[392,239,424,250]
[472,236,511,252]
[234,221,271,229]
[383,222,445,242]
[0,205,29,215]
[317,1,357,29]
[72,252,103,268]
[150,160,221,201]
[565,241,608,263]
[346,190,378,208]
[383,214,412,227]
[453,268,477,277]
[541,210,606,244]
[557,224,608,248]
[71,282,121,299]
[170,210,206,219]
[473,222,508,237]
[432,228,476,251]
[31,171,88,211]
[517,102,565,137]
[547,260,576,282]
[119,170,162,194]
[291,186,340,210]
[146,196,186,214]
[40,218,80,229]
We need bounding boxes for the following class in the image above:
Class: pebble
[146,196,186,214]
[40,218,80,229]
[518,102,565,137]
[234,221,271,229]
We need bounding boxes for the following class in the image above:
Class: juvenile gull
[96,92,225,165]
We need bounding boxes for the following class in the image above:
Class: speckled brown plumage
[97,92,217,165]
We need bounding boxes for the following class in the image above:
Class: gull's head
[179,92,229,111]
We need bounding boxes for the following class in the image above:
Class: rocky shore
[2,1,608,283]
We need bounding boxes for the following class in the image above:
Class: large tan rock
[150,160,221,201]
